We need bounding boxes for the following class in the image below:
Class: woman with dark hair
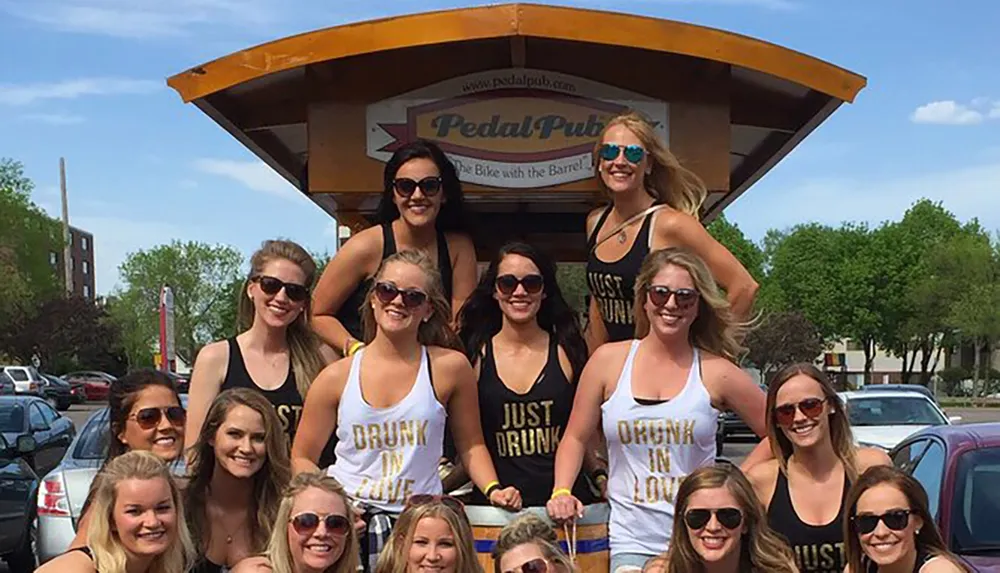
[311,139,478,358]
[454,242,599,506]
[844,466,968,573]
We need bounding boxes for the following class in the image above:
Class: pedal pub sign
[366,69,669,189]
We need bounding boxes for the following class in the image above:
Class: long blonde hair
[361,250,463,351]
[265,472,360,573]
[237,239,326,398]
[87,451,196,573]
[594,111,708,216]
[633,247,746,361]
[658,464,798,573]
[766,363,859,480]
[375,498,482,573]
[491,514,576,573]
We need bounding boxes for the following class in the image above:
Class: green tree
[707,214,765,281]
[744,311,824,383]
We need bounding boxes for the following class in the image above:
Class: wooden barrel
[465,504,610,573]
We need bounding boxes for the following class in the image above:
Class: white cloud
[194,158,304,203]
[911,101,984,125]
[20,112,86,125]
[0,78,160,106]
[990,103,1000,120]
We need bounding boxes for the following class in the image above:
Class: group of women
[35,111,969,573]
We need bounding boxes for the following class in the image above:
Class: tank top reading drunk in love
[586,206,655,342]
[601,341,718,557]
[328,347,446,513]
[768,470,851,573]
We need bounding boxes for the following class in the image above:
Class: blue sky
[1,0,998,295]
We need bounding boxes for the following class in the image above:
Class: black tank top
[586,206,655,342]
[220,338,303,448]
[335,223,455,340]
[768,470,850,573]
[471,336,595,506]
[864,550,934,573]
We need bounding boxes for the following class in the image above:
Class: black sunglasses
[503,558,548,573]
[253,275,309,302]
[852,509,911,534]
[393,177,442,198]
[495,273,544,295]
[130,406,186,430]
[648,285,699,308]
[598,143,645,164]
[774,397,829,427]
[374,281,428,309]
[290,512,351,536]
[684,507,743,530]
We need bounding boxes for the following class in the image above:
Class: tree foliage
[745,311,824,383]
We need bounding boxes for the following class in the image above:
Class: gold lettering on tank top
[792,542,845,572]
[587,272,634,326]
[618,418,698,505]
[349,418,431,504]
[495,400,561,457]
[275,404,303,433]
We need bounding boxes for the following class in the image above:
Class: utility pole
[60,157,71,296]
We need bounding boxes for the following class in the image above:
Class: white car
[1,366,42,395]
[839,390,959,451]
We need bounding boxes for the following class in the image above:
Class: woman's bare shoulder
[36,550,96,573]
[231,555,273,573]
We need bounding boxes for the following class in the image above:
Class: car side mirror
[948,415,963,423]
[16,435,36,455]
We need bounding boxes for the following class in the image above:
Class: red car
[890,423,1000,572]
[62,371,115,402]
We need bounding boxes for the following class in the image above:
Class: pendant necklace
[617,228,628,244]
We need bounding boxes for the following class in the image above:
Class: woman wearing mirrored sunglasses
[184,389,292,573]
[585,111,757,352]
[550,248,770,573]
[452,242,600,507]
[644,463,798,573]
[231,472,361,573]
[186,240,338,464]
[311,139,478,361]
[492,513,575,573]
[746,364,890,573]
[293,250,521,571]
[844,466,968,573]
[374,494,481,573]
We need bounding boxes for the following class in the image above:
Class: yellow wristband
[347,341,364,356]
[483,480,500,495]
[551,488,572,500]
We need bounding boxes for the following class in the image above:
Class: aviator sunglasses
[852,509,912,535]
[253,275,310,303]
[647,285,699,309]
[773,397,829,427]
[374,281,428,308]
[496,273,544,296]
[598,143,645,164]
[503,559,549,573]
[684,507,743,530]
[129,406,186,430]
[290,512,351,536]
[393,176,443,198]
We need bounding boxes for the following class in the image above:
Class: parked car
[0,371,15,395]
[840,390,956,450]
[62,370,115,402]
[0,396,75,477]
[165,371,190,393]
[1,365,43,395]
[860,383,937,403]
[890,423,1000,571]
[716,384,766,454]
[0,431,42,571]
[40,373,74,411]
[37,395,187,563]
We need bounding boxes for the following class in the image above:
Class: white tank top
[600,340,720,556]
[328,347,446,513]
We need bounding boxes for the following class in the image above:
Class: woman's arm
[656,213,759,320]
[447,233,478,324]
[585,296,608,355]
[706,358,773,472]
[311,229,379,353]
[290,360,347,475]
[184,340,228,451]
[35,550,96,573]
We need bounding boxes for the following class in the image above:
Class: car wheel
[6,513,37,571]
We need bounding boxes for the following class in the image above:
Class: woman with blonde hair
[844,466,969,573]
[185,388,292,572]
[231,472,360,573]
[375,494,482,573]
[646,463,798,573]
[492,514,576,573]
[292,250,521,571]
[747,363,890,573]
[38,450,195,573]
[549,247,770,573]
[585,111,757,350]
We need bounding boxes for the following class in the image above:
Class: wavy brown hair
[375,498,482,573]
[656,463,798,573]
[491,514,576,573]
[845,466,970,573]
[593,110,708,216]
[361,249,463,351]
[766,363,859,480]
[237,239,326,398]
[184,388,291,560]
[632,247,746,361]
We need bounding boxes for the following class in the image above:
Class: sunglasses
[503,558,548,573]
[290,512,351,536]
[647,285,699,308]
[598,143,645,164]
[774,397,828,427]
[129,406,186,430]
[253,275,309,303]
[393,177,442,198]
[852,509,911,534]
[405,494,465,514]
[495,273,544,295]
[374,282,428,309]
[684,507,743,530]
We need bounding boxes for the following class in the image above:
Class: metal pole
[60,157,71,296]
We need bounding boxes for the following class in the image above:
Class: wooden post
[60,157,71,296]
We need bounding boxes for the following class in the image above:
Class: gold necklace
[617,228,629,244]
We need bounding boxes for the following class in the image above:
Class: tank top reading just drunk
[221,338,302,448]
[601,340,719,556]
[327,347,446,513]
[768,469,851,573]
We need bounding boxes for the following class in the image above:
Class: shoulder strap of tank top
[381,222,396,258]
[70,546,94,560]
[589,203,667,254]
[586,205,614,249]
[769,469,792,514]
[436,228,453,298]
[226,338,249,382]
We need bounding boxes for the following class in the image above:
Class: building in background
[49,226,95,300]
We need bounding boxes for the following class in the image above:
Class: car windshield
[847,396,946,426]
[0,405,24,432]
[951,446,1000,554]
